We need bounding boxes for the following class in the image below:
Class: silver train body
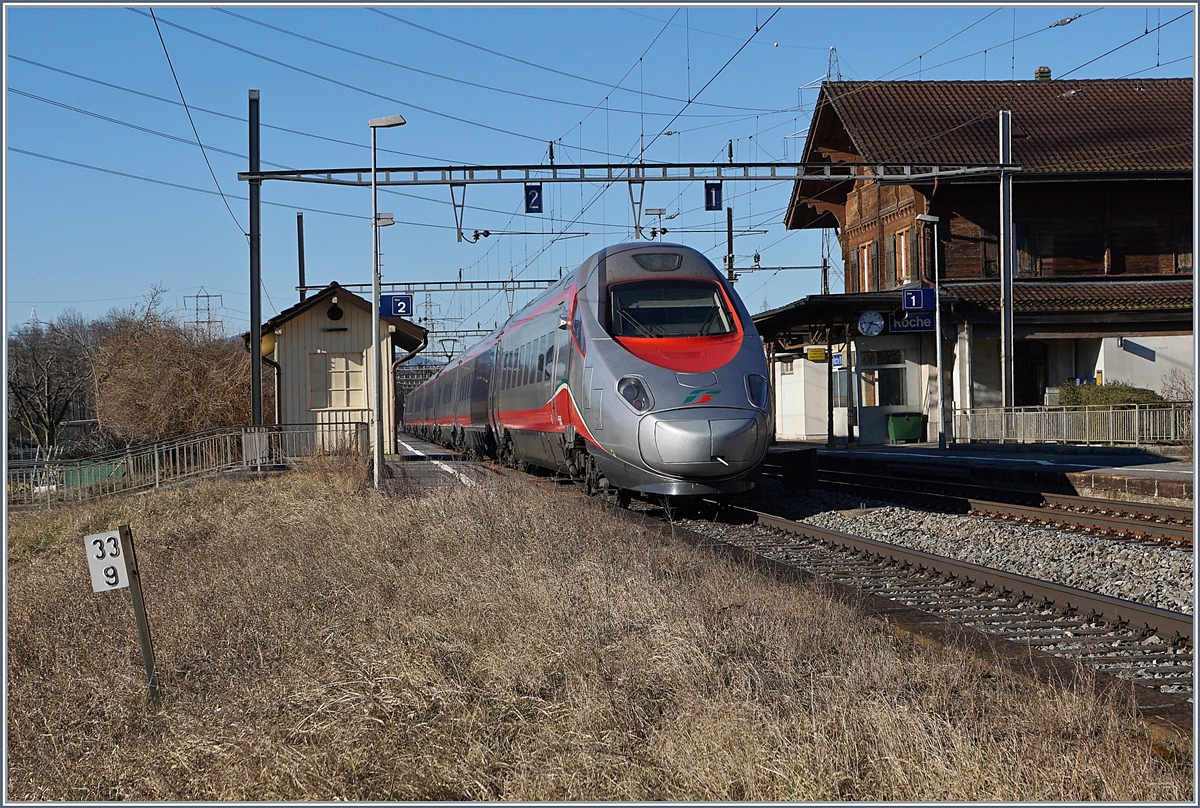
[404,243,772,496]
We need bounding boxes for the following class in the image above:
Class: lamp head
[915,214,940,223]
[369,114,407,129]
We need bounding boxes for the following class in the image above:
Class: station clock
[857,310,885,337]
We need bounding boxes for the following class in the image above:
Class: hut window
[309,352,365,410]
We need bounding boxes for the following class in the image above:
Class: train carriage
[405,243,772,497]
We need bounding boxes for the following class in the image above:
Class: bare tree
[89,295,262,445]
[1159,367,1194,402]
[7,315,91,452]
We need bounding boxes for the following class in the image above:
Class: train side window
[521,343,531,387]
[571,298,586,355]
[543,334,554,380]
[537,334,548,381]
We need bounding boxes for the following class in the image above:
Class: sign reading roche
[889,310,934,332]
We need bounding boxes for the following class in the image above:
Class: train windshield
[608,279,737,338]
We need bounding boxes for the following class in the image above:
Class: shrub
[1058,379,1164,406]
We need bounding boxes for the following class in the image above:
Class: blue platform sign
[902,288,935,311]
[524,183,543,214]
[889,310,934,332]
[704,181,722,211]
[832,352,844,368]
[380,293,414,318]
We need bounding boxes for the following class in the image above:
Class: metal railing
[953,402,1192,446]
[7,422,367,510]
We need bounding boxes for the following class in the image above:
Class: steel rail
[721,502,1194,646]
[816,470,1193,546]
[1041,492,1193,524]
[968,499,1193,545]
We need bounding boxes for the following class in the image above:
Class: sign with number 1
[704,181,722,211]
[85,530,129,592]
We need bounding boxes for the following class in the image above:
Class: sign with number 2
[85,530,129,592]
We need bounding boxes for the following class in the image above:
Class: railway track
[817,469,1194,548]
[660,499,1194,743]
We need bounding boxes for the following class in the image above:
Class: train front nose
[637,408,769,478]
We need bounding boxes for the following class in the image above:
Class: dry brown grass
[6,461,1193,801]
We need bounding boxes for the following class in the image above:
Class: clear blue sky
[5,4,1194,337]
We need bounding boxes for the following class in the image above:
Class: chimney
[1035,66,1052,82]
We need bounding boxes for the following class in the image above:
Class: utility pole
[999,110,1016,413]
[248,89,262,427]
[296,212,307,302]
[725,206,735,283]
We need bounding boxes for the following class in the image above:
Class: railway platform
[774,440,1193,505]
[385,437,483,490]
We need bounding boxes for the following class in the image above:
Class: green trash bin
[887,412,926,444]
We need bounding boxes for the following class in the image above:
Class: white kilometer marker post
[83,525,161,702]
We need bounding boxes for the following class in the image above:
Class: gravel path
[722,481,1195,615]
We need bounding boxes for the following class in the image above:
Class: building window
[981,220,999,278]
[897,230,912,283]
[1177,219,1193,274]
[857,349,906,407]
[884,236,896,289]
[1016,222,1038,277]
[832,368,851,408]
[309,352,365,410]
[859,367,907,407]
[847,249,860,292]
[860,242,873,291]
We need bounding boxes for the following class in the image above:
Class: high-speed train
[404,243,772,498]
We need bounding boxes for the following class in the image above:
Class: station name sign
[889,310,934,332]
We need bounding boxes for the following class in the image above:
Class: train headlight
[745,374,770,410]
[617,375,654,413]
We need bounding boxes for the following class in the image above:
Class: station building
[246,283,427,451]
[759,73,1193,444]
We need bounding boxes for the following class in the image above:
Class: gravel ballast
[714,481,1195,615]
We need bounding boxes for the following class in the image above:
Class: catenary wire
[127,7,610,156]
[367,7,783,114]
[149,7,246,235]
[215,8,775,121]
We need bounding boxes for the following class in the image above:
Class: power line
[9,87,296,169]
[215,8,766,121]
[642,8,781,157]
[148,7,245,235]
[1058,9,1192,79]
[618,7,824,52]
[367,7,784,114]
[10,86,633,226]
[128,8,685,161]
[8,54,466,164]
[875,8,1003,81]
[6,147,453,228]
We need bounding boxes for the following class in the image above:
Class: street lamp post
[369,114,406,490]
[916,213,945,450]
